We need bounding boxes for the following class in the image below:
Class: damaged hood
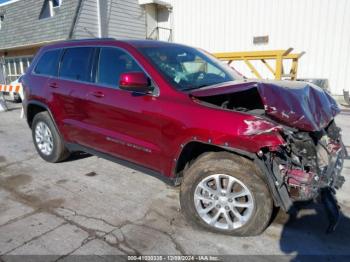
[190,80,340,131]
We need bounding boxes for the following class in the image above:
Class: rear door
[49,47,97,142]
[79,47,164,171]
[30,48,62,109]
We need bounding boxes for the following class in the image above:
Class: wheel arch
[26,101,54,128]
[174,140,255,182]
[173,140,286,206]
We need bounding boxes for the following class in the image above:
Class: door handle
[90,91,105,98]
[49,82,59,88]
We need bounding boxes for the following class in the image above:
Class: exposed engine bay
[267,121,346,232]
[275,121,345,202]
[194,88,265,114]
[194,87,266,115]
[190,80,347,232]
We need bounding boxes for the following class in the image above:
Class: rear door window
[97,47,142,88]
[34,49,61,76]
[59,47,95,82]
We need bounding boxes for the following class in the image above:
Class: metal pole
[0,55,5,84]
[0,55,8,112]
[0,92,8,112]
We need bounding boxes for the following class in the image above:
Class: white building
[164,0,350,95]
[1,0,349,96]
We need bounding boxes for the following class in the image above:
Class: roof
[126,39,188,48]
[0,0,81,50]
[40,38,188,50]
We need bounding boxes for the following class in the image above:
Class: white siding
[73,0,146,40]
[168,0,350,95]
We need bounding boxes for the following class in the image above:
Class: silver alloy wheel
[194,174,254,230]
[35,121,54,156]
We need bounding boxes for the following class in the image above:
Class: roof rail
[63,38,116,43]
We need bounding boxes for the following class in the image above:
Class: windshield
[138,45,241,91]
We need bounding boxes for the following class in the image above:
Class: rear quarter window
[59,47,95,82]
[34,49,61,76]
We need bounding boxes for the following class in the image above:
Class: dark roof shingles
[0,0,80,50]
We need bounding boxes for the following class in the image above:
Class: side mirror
[119,72,151,93]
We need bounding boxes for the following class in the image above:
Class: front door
[78,47,164,172]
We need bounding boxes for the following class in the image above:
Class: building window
[0,14,4,30]
[3,56,33,84]
[53,0,62,8]
[39,0,63,19]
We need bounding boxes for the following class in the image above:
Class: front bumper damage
[190,79,346,231]
[256,121,346,232]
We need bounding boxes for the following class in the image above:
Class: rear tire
[180,152,273,236]
[32,112,70,163]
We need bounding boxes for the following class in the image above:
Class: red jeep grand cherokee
[22,39,346,236]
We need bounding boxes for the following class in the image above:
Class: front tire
[32,112,70,163]
[180,152,273,236]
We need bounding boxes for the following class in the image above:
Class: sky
[0,0,10,4]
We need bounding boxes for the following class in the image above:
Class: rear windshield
[34,49,61,76]
[137,45,240,91]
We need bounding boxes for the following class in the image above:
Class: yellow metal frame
[213,48,305,80]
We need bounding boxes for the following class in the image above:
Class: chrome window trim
[31,44,160,97]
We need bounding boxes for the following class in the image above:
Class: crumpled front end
[275,122,345,199]
[190,79,341,132]
[190,79,346,231]
[258,120,346,232]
